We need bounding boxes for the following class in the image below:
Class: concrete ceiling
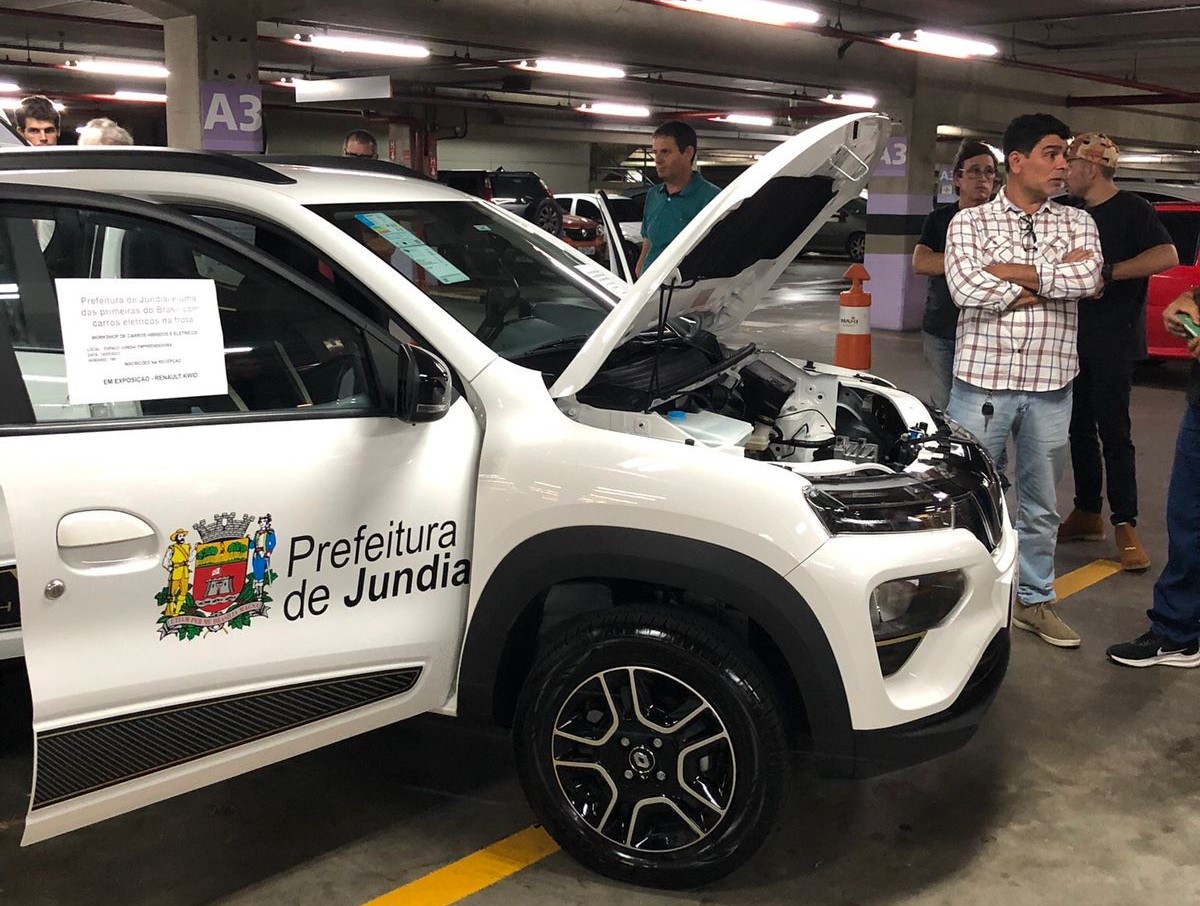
[0,0,1196,163]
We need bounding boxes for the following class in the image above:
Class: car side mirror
[396,344,455,423]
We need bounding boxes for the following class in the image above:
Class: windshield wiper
[517,335,592,357]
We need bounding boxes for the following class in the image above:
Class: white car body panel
[0,127,1016,851]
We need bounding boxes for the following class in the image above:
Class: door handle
[57,510,156,549]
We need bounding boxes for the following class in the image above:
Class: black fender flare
[456,526,856,772]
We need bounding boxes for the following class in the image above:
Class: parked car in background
[800,196,867,261]
[436,167,563,235]
[558,192,642,279]
[559,211,606,260]
[1115,180,1200,204]
[557,192,644,246]
[1145,201,1200,360]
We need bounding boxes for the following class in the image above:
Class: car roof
[0,147,470,206]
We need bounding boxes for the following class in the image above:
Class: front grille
[952,488,1003,552]
[565,228,596,241]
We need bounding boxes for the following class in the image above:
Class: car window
[605,197,641,223]
[311,200,615,359]
[192,212,415,336]
[1157,211,1200,266]
[490,174,544,201]
[576,199,603,221]
[0,202,379,425]
[555,198,571,213]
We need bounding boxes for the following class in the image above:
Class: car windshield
[311,200,619,358]
[490,174,544,201]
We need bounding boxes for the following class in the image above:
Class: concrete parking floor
[2,259,1198,905]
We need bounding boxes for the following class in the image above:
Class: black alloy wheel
[514,605,790,889]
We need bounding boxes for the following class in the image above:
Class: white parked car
[557,191,644,277]
[0,113,1014,888]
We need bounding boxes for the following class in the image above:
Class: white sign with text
[56,278,228,404]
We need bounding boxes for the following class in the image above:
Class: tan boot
[1058,508,1105,542]
[1013,602,1081,649]
[1114,523,1150,572]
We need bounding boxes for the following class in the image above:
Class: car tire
[525,197,564,235]
[513,605,790,889]
[846,231,866,262]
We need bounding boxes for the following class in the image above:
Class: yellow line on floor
[1055,559,1122,601]
[362,825,559,906]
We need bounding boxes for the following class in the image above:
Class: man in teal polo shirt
[636,120,722,277]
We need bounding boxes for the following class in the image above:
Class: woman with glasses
[912,139,998,411]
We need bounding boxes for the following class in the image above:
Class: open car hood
[551,112,889,399]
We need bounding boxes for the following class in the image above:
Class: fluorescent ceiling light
[821,92,877,108]
[0,97,64,111]
[883,29,999,59]
[112,90,168,103]
[290,33,430,59]
[516,59,626,79]
[66,59,168,78]
[0,81,19,93]
[710,114,774,126]
[659,0,820,27]
[578,102,651,118]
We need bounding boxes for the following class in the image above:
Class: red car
[1146,201,1200,360]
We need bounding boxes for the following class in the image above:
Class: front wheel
[513,606,790,889]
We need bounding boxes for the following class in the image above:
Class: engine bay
[566,332,934,472]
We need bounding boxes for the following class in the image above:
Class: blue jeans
[1149,404,1200,644]
[922,332,955,412]
[948,379,1073,605]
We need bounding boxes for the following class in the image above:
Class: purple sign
[873,136,909,178]
[200,81,263,153]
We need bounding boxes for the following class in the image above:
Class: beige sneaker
[1013,602,1081,648]
[1058,508,1105,542]
[1114,523,1150,572]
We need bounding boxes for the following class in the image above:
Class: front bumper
[848,628,1009,777]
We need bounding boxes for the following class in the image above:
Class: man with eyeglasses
[342,129,379,160]
[945,113,1103,650]
[1059,133,1177,572]
[913,140,998,411]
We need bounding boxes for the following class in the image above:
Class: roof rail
[256,154,434,182]
[0,147,296,185]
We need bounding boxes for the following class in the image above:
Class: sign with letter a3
[200,81,263,152]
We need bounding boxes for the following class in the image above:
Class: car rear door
[0,185,480,843]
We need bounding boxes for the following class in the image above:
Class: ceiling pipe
[1067,93,1198,108]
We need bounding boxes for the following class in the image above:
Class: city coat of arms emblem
[155,512,278,641]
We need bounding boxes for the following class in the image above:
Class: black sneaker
[1107,631,1200,668]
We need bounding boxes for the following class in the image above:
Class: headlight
[871,570,966,642]
[805,483,954,535]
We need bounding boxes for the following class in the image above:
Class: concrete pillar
[160,1,259,149]
[864,94,939,331]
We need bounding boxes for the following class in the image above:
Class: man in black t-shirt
[1107,289,1200,667]
[1060,133,1178,571]
[912,140,998,410]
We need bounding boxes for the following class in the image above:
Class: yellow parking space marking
[1055,559,1122,601]
[362,825,559,906]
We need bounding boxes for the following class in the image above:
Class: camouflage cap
[1067,133,1119,169]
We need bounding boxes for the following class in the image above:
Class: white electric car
[0,112,1014,888]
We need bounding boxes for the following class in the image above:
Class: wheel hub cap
[550,666,736,853]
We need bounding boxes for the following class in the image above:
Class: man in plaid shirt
[946,113,1103,650]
